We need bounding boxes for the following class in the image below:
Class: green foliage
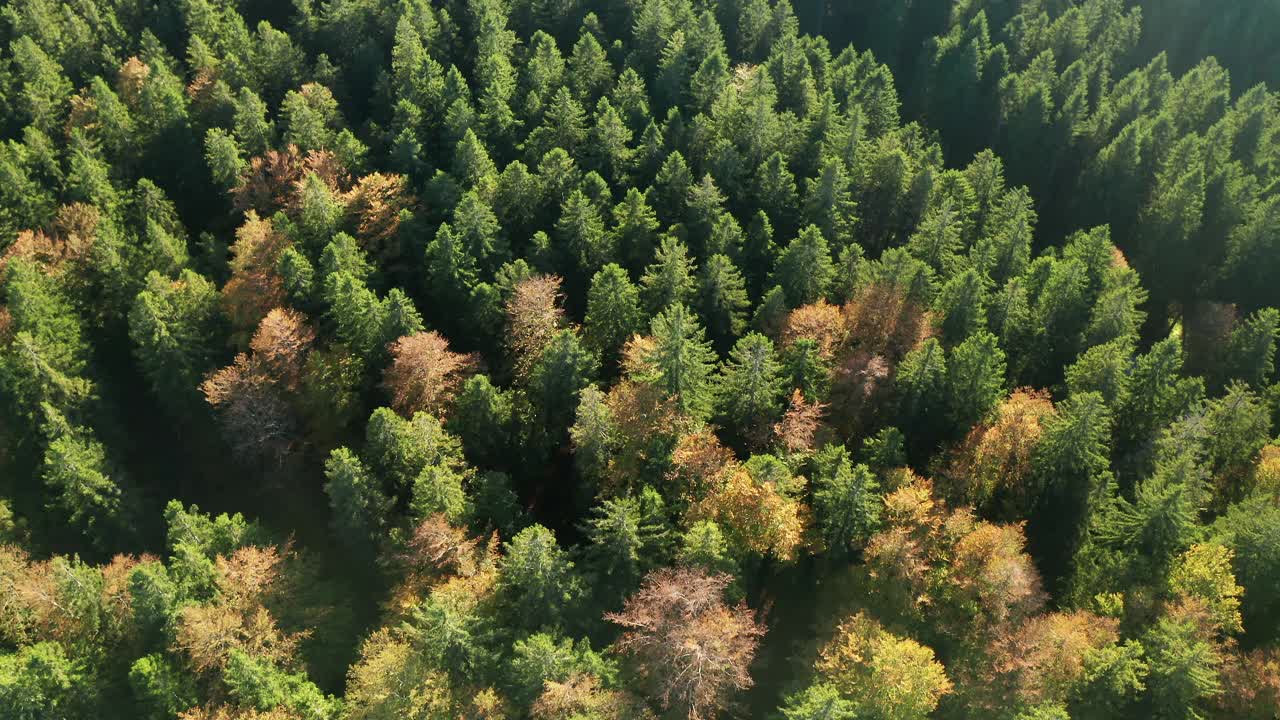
[129,653,197,720]
[715,332,785,447]
[0,642,96,720]
[129,270,224,412]
[773,225,835,307]
[4,2,1280,718]
[324,447,390,555]
[640,303,718,419]
[811,446,881,558]
[498,524,584,632]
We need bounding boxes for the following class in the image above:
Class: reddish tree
[249,308,316,392]
[202,354,297,463]
[203,309,316,462]
[382,331,476,418]
[396,513,482,587]
[841,281,932,361]
[773,389,829,455]
[607,568,764,720]
[232,147,304,214]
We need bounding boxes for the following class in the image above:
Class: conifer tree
[640,304,718,419]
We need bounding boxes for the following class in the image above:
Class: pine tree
[323,447,390,556]
[714,333,785,447]
[811,449,881,559]
[556,189,612,278]
[584,264,643,373]
[804,158,858,249]
[934,267,989,344]
[498,524,583,632]
[697,254,750,352]
[945,330,1007,431]
[756,152,800,237]
[583,488,670,595]
[128,270,226,413]
[641,236,697,314]
[527,329,598,448]
[640,304,718,419]
[612,188,661,272]
[773,225,835,306]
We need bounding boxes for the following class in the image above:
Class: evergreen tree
[128,270,225,413]
[715,333,785,447]
[811,447,881,559]
[584,264,643,373]
[640,304,718,419]
[498,524,583,632]
[945,330,1007,431]
[640,235,697,315]
[773,225,835,307]
[323,447,389,556]
[698,254,750,353]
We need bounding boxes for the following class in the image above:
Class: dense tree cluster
[1,0,1279,718]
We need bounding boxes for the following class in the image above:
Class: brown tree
[345,172,414,265]
[249,308,316,392]
[506,275,565,379]
[116,56,150,107]
[222,213,292,343]
[203,309,316,463]
[940,389,1056,515]
[0,204,99,276]
[382,331,476,418]
[773,389,829,455]
[233,147,304,214]
[202,354,297,463]
[972,611,1120,710]
[173,546,304,674]
[391,513,485,602]
[606,568,764,719]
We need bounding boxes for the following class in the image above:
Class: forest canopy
[1,0,1279,718]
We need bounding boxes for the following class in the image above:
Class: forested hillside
[1,0,1279,718]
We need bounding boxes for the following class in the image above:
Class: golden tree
[780,300,847,359]
[221,213,292,342]
[815,612,953,720]
[345,172,414,265]
[941,389,1056,514]
[972,610,1120,709]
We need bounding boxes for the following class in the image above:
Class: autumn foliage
[382,331,476,418]
[607,568,763,720]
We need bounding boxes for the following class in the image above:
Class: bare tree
[506,275,565,379]
[606,568,763,719]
